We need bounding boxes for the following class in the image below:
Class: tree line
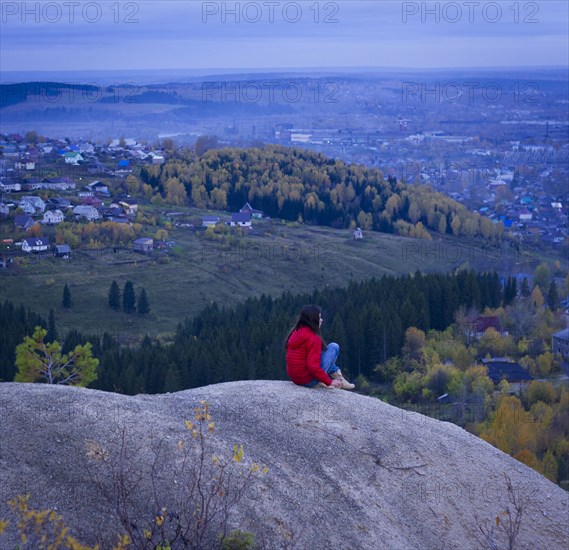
[1,269,508,392]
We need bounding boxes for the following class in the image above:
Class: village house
[81,196,104,209]
[481,358,533,392]
[21,237,50,253]
[353,227,363,240]
[21,181,43,192]
[73,205,100,221]
[18,200,37,216]
[20,195,45,213]
[2,145,20,158]
[118,199,138,216]
[228,212,252,227]
[0,203,9,219]
[53,244,71,258]
[76,143,93,154]
[14,161,36,171]
[239,202,264,219]
[14,214,35,231]
[86,181,109,195]
[48,197,71,209]
[149,152,165,165]
[133,238,154,254]
[64,151,84,165]
[0,182,21,192]
[102,207,127,220]
[473,316,507,340]
[552,329,569,360]
[43,210,64,225]
[519,209,533,222]
[42,177,76,191]
[202,215,221,227]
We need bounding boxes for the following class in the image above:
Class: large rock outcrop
[0,381,567,549]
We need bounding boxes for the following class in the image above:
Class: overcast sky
[1,1,568,74]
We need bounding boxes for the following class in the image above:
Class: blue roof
[118,159,130,167]
[485,361,533,383]
[232,212,251,222]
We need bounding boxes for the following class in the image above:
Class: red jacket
[286,326,332,386]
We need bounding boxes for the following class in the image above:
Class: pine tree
[138,287,150,315]
[547,280,559,311]
[520,277,531,298]
[15,326,98,386]
[163,364,182,393]
[503,275,517,306]
[62,284,72,309]
[47,309,57,342]
[122,281,136,314]
[108,280,121,310]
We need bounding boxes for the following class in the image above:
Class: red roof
[476,316,502,333]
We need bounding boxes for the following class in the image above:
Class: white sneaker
[331,370,355,390]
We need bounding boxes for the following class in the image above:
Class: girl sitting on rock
[285,305,355,390]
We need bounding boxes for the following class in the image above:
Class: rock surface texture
[1,381,568,549]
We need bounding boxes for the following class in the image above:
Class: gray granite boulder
[0,381,567,549]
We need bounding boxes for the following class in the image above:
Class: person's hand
[331,379,343,388]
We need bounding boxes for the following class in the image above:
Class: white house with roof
[86,180,109,194]
[20,195,45,213]
[73,205,100,221]
[43,210,64,225]
[14,161,35,171]
[228,212,252,227]
[519,209,533,222]
[118,199,137,215]
[0,182,21,192]
[42,178,76,191]
[64,151,84,165]
[150,152,165,165]
[18,201,37,215]
[22,237,50,253]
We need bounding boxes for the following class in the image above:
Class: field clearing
[0,214,554,342]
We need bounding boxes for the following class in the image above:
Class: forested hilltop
[141,144,502,239]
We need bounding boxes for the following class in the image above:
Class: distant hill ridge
[1,381,567,549]
[0,82,98,109]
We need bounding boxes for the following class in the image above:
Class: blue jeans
[303,343,340,388]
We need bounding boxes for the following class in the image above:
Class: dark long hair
[284,305,325,350]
